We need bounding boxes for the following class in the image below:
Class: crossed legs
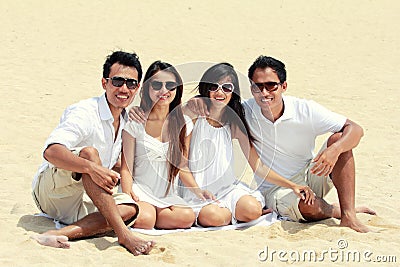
[32,147,155,255]
[298,133,375,232]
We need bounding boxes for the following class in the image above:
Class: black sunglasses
[251,81,282,93]
[208,82,234,93]
[106,76,139,90]
[150,81,178,91]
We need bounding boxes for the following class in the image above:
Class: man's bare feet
[31,234,70,249]
[118,231,156,256]
[332,203,377,216]
[340,216,371,233]
[355,206,376,215]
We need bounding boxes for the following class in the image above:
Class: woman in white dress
[120,61,212,229]
[182,63,315,227]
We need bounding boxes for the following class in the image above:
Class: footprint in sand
[150,246,176,264]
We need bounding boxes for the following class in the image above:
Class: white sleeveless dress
[122,119,192,208]
[182,117,265,224]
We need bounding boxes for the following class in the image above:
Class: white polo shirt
[32,93,128,189]
[243,95,346,191]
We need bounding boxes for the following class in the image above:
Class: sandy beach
[1,0,399,266]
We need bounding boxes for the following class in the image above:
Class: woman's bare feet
[31,234,70,249]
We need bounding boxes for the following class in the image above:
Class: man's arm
[333,119,364,152]
[311,119,364,176]
[44,144,95,174]
[44,144,119,194]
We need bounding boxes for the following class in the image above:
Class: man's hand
[311,145,341,177]
[186,97,209,117]
[88,163,120,194]
[128,106,147,124]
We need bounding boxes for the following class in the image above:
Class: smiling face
[102,63,139,115]
[148,70,177,107]
[251,67,287,120]
[208,75,233,108]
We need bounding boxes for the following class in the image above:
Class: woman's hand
[291,184,315,205]
[127,189,139,202]
[192,188,216,201]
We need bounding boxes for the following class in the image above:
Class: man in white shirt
[31,51,154,255]
[244,56,375,232]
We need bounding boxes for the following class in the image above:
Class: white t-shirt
[32,93,128,189]
[243,95,346,191]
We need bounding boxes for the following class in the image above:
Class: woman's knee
[235,196,262,222]
[133,203,156,229]
[176,208,196,228]
[118,204,139,224]
[156,207,195,229]
[198,206,230,227]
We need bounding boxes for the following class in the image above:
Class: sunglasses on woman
[106,76,139,90]
[150,80,178,91]
[208,82,234,93]
[251,81,282,93]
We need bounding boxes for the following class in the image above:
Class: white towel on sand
[36,212,278,236]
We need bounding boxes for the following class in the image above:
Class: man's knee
[299,197,331,221]
[327,132,342,147]
[328,133,353,160]
[79,147,100,162]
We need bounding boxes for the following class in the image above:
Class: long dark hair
[198,62,255,144]
[140,61,186,196]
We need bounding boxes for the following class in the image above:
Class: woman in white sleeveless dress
[182,63,315,227]
[120,61,211,229]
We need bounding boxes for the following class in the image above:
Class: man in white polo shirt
[244,56,375,232]
[31,51,154,255]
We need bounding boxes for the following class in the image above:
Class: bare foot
[340,216,371,233]
[332,203,377,216]
[262,208,273,215]
[355,206,376,215]
[118,231,156,256]
[31,234,70,249]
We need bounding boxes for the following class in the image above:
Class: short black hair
[103,51,142,81]
[248,56,286,83]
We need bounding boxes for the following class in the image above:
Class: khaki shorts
[264,142,334,222]
[32,147,137,226]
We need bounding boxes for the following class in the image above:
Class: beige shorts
[264,142,334,222]
[32,147,137,225]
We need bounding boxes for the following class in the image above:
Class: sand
[1,0,399,266]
